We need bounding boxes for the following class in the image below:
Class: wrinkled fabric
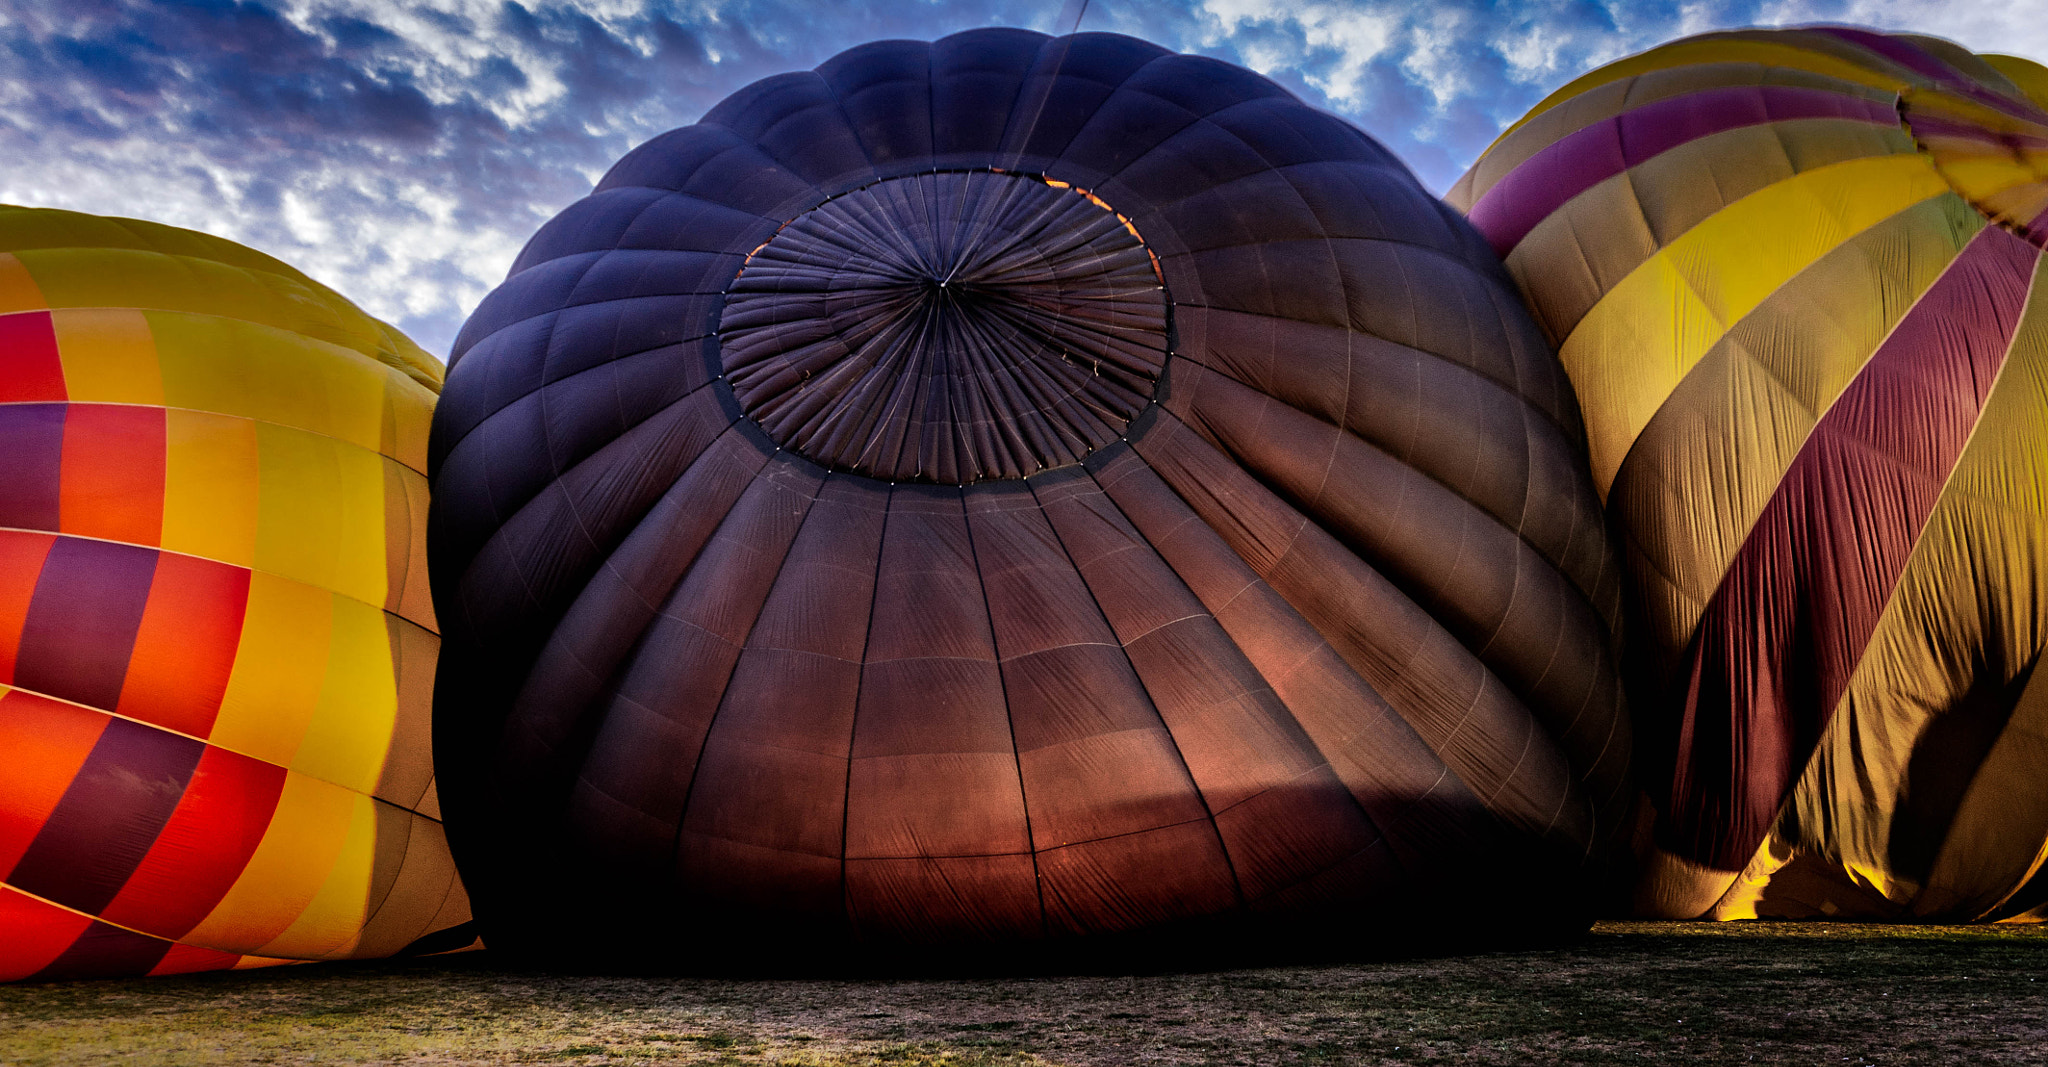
[0,206,470,981]
[1452,28,2048,921]
[431,29,1630,964]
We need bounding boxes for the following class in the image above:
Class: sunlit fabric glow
[0,206,472,981]
[430,28,1631,964]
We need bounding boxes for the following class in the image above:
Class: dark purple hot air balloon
[429,28,1631,965]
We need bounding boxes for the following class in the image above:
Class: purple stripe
[12,537,158,712]
[1807,26,1966,86]
[1469,85,1897,256]
[1813,26,2048,125]
[8,716,204,916]
[0,404,64,533]
[27,920,174,981]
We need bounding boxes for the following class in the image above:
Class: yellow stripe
[291,594,397,796]
[1778,254,2048,916]
[180,771,358,956]
[161,409,261,567]
[209,572,331,760]
[1562,153,1954,496]
[253,421,390,609]
[254,790,380,960]
[50,308,163,405]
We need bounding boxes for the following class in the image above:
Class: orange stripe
[98,745,286,940]
[0,688,108,878]
[59,404,165,546]
[0,311,65,403]
[0,884,92,982]
[115,554,250,738]
[0,531,55,686]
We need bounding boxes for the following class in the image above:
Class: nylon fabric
[1457,29,2048,920]
[0,207,471,980]
[429,29,1629,964]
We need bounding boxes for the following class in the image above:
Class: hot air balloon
[0,206,470,980]
[430,28,1630,964]
[1451,28,2048,921]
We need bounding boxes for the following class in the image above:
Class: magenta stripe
[1909,114,2048,152]
[8,716,204,916]
[1468,85,1896,255]
[1811,26,2048,126]
[1662,224,2041,870]
[1807,27,1967,86]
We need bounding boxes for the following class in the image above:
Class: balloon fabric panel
[431,29,1630,963]
[1455,29,2048,919]
[0,206,467,981]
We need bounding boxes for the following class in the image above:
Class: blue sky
[2,0,2042,357]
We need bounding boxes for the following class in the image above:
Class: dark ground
[2,921,2043,1066]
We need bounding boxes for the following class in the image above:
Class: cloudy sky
[3,0,2044,358]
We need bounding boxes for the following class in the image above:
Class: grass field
[2,922,2043,1066]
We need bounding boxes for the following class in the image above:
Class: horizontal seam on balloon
[0,260,425,382]
[0,681,444,829]
[438,379,728,541]
[1171,347,1608,613]
[1166,300,1582,444]
[1170,365,1620,697]
[431,327,718,465]
[1147,406,1566,822]
[0,524,438,636]
[0,305,441,407]
[0,399,433,481]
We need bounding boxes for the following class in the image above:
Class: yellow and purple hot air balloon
[1452,28,2048,921]
[0,206,470,980]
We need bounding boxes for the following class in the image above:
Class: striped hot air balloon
[0,206,470,980]
[1451,28,2048,921]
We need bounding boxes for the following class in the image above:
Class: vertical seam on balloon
[958,485,1049,937]
[1027,469,1249,914]
[662,460,828,885]
[1138,405,1574,841]
[839,477,891,938]
[1051,465,1259,912]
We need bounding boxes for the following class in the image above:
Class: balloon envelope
[431,29,1630,964]
[1452,28,2048,920]
[0,206,469,980]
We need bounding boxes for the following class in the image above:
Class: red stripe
[146,942,243,976]
[0,312,66,403]
[1665,225,2042,869]
[0,688,108,878]
[0,531,56,686]
[115,554,250,738]
[98,745,285,940]
[59,404,165,547]
[0,884,92,982]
